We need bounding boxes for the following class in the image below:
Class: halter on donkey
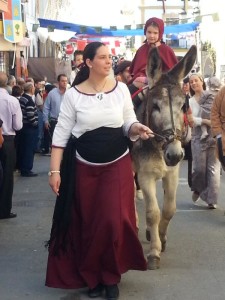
[131,45,197,270]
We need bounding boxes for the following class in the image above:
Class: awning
[38,18,200,37]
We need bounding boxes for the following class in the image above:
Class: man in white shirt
[0,72,23,219]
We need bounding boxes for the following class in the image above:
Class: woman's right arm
[49,147,64,196]
[49,89,77,195]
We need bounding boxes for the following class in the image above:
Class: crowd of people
[0,72,69,219]
[0,15,225,300]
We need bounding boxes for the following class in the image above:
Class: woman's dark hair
[72,42,105,86]
[12,85,23,97]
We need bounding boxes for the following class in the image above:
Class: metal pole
[184,0,188,14]
[195,27,201,72]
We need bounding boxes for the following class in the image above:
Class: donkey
[131,45,197,270]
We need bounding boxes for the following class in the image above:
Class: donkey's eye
[153,104,160,112]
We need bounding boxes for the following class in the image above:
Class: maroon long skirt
[45,154,147,289]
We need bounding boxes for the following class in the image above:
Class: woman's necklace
[90,79,107,93]
[90,79,108,100]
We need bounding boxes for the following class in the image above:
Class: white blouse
[52,81,138,148]
[189,96,202,127]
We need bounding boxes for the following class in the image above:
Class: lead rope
[167,86,176,134]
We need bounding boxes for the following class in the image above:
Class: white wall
[199,0,225,78]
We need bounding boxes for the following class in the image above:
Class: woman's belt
[76,126,129,163]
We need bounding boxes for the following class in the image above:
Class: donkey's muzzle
[163,141,184,166]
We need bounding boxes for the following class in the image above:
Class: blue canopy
[38,18,200,37]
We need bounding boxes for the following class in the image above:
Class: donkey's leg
[160,166,179,252]
[139,173,161,269]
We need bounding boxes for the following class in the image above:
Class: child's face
[145,25,159,45]
[74,54,83,67]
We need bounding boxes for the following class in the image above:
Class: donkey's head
[138,45,197,166]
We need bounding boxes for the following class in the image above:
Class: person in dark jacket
[17,82,38,177]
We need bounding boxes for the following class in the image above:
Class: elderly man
[17,82,38,177]
[0,72,23,219]
[6,75,16,95]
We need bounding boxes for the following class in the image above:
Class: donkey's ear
[146,47,162,87]
[168,45,197,81]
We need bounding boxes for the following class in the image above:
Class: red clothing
[46,154,147,289]
[129,43,178,83]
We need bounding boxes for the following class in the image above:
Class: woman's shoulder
[134,43,149,54]
[65,86,78,96]
[116,81,130,92]
[158,43,176,56]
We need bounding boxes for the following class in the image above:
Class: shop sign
[2,0,23,43]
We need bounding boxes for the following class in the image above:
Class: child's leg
[200,125,209,140]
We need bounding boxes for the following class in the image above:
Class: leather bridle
[140,83,183,149]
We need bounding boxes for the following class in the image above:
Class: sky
[45,0,138,28]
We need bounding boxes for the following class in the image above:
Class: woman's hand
[49,173,61,196]
[202,119,211,126]
[49,147,64,196]
[130,122,154,140]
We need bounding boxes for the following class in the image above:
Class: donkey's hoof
[147,255,160,270]
[146,229,151,241]
[161,241,167,252]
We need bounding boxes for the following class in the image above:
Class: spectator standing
[34,78,44,153]
[43,74,68,143]
[189,73,220,209]
[18,82,38,177]
[0,72,23,219]
[6,75,16,95]
[114,60,132,84]
[16,77,25,89]
[182,76,193,188]
[70,50,83,85]
[12,85,24,171]
[41,84,56,155]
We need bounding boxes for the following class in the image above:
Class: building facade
[0,0,28,76]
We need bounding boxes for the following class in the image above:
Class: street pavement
[1,154,225,300]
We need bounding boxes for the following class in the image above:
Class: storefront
[0,0,26,76]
